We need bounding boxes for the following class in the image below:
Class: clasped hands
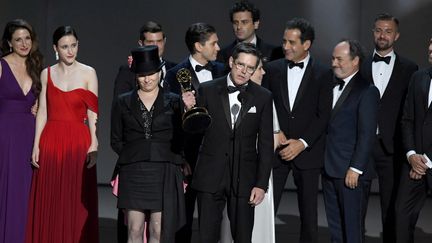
[408,154,429,180]
[276,132,306,161]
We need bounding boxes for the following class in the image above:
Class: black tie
[227,85,246,93]
[373,54,391,64]
[288,61,304,69]
[195,63,213,72]
[333,77,345,91]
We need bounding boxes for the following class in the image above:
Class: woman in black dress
[111,45,185,243]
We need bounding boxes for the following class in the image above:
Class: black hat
[130,45,165,75]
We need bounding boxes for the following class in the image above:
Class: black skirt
[118,161,165,211]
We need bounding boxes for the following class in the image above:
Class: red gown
[26,67,99,243]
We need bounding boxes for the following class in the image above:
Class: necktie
[288,61,304,69]
[333,77,345,91]
[195,63,213,72]
[373,54,391,64]
[227,85,246,93]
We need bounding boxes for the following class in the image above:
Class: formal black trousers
[322,175,371,243]
[395,163,432,243]
[196,166,255,243]
[272,158,321,243]
[372,136,402,243]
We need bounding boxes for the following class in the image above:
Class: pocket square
[247,106,256,113]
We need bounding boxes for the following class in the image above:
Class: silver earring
[9,46,12,52]
[55,52,59,60]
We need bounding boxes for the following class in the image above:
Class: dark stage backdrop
[1,0,431,184]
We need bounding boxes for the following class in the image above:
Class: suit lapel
[217,78,232,129]
[184,60,200,91]
[235,83,254,129]
[292,59,313,111]
[330,75,356,121]
[129,90,146,129]
[279,60,291,113]
[380,54,401,100]
[151,88,167,119]
[423,68,432,113]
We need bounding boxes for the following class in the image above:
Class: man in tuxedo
[217,0,283,65]
[113,21,177,98]
[262,18,332,243]
[164,22,225,243]
[165,22,225,94]
[360,13,418,243]
[182,43,273,243]
[323,40,380,243]
[395,37,432,243]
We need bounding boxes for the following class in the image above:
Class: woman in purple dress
[0,19,43,243]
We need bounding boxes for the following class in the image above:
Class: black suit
[164,58,225,95]
[395,67,432,243]
[262,58,332,243]
[323,73,380,243]
[164,57,225,243]
[192,77,273,243]
[217,36,283,65]
[361,53,418,242]
[113,59,177,98]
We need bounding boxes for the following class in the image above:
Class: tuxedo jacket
[324,73,380,180]
[361,53,418,154]
[191,77,274,197]
[164,58,225,95]
[217,36,284,65]
[401,67,432,159]
[111,89,184,166]
[113,59,177,98]
[262,58,333,169]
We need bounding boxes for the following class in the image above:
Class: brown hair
[1,19,44,96]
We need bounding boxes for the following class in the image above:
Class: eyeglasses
[233,61,256,74]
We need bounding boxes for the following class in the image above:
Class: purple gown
[0,58,35,243]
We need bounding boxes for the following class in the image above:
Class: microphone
[231,103,240,125]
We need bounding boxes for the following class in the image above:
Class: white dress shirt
[372,50,396,98]
[227,74,242,129]
[287,54,310,110]
[189,55,213,83]
[429,78,432,107]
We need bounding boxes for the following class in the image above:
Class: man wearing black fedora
[111,45,186,243]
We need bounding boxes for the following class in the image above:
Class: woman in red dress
[26,26,99,243]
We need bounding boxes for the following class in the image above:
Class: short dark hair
[285,18,315,45]
[342,39,365,65]
[53,26,78,45]
[185,23,216,54]
[229,1,260,23]
[139,21,165,41]
[231,42,260,68]
[374,13,399,31]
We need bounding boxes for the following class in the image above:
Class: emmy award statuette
[176,68,212,133]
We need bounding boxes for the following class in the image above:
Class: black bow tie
[227,85,246,93]
[288,61,304,69]
[373,54,391,64]
[333,77,345,91]
[195,63,213,72]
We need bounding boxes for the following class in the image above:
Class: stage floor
[98,185,432,242]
